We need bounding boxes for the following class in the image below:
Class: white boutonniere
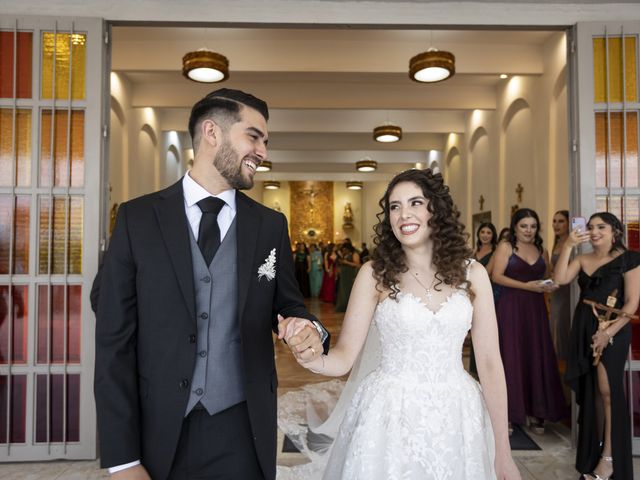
[258,248,277,281]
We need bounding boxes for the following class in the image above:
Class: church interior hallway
[0,298,637,479]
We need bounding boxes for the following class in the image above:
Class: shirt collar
[183,170,236,212]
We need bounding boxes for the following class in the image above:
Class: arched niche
[469,127,493,213]
[469,126,488,152]
[501,98,530,133]
[132,126,157,197]
[502,98,533,210]
[140,123,158,146]
[165,144,182,186]
[445,146,464,205]
[109,96,126,203]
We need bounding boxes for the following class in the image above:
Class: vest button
[199,350,207,358]
[188,334,196,343]
[195,388,204,396]
[179,379,189,389]
[202,276,211,283]
[200,313,208,320]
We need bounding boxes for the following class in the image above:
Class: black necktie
[196,197,226,266]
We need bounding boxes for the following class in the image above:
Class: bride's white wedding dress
[279,287,496,480]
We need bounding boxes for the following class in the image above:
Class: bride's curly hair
[371,169,474,301]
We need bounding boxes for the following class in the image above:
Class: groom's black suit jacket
[94,180,325,480]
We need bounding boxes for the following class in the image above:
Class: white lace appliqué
[258,248,276,281]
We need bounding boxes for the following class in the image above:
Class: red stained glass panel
[0,31,32,99]
[0,285,28,364]
[0,375,27,443]
[37,285,81,364]
[35,374,80,443]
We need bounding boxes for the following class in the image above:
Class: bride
[280,169,520,479]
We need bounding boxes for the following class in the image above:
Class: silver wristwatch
[311,320,329,344]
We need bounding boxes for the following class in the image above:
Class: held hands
[591,329,611,357]
[277,315,323,364]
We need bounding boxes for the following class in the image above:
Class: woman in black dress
[554,212,640,480]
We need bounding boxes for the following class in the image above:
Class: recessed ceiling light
[500,74,508,79]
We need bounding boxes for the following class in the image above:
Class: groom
[94,88,329,480]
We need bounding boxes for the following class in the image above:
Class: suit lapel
[154,180,196,321]
[236,191,261,322]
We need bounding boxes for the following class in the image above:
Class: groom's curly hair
[371,168,474,301]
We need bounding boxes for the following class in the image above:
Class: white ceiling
[112,26,562,181]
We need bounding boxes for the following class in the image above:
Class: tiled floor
[1,299,637,479]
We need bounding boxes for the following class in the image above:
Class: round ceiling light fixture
[373,125,402,143]
[182,49,229,83]
[356,159,378,172]
[409,48,455,83]
[263,180,281,190]
[256,160,272,172]
[346,181,363,190]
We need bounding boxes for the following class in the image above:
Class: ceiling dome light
[356,159,377,172]
[346,181,363,190]
[256,160,272,172]
[500,74,508,79]
[182,49,229,83]
[409,48,455,83]
[263,180,280,190]
[373,125,402,143]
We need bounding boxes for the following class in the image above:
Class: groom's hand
[277,315,323,363]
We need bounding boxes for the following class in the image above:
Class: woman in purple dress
[491,208,568,434]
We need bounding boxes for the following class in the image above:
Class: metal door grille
[575,21,640,455]
[0,16,103,461]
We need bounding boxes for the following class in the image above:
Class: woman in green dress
[309,243,324,297]
[335,242,361,312]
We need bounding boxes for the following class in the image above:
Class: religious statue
[343,202,354,229]
[478,194,485,212]
[515,183,524,203]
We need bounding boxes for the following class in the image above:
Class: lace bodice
[374,291,472,382]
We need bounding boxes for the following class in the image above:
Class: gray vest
[185,219,245,415]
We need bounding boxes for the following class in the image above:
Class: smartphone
[537,279,555,286]
[571,216,587,232]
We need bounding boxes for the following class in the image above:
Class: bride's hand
[495,455,521,480]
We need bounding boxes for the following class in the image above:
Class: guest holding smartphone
[554,212,639,480]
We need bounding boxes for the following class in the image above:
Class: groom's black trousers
[168,401,265,480]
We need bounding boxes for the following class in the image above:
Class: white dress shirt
[108,172,236,475]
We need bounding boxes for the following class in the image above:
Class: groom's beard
[213,141,255,190]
